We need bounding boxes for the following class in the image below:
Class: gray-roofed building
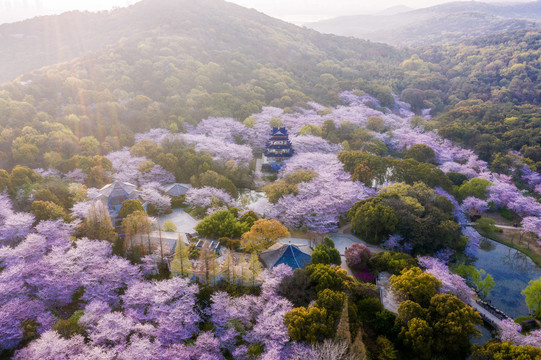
[163,183,191,197]
[260,243,312,270]
[97,181,146,223]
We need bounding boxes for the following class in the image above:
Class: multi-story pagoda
[262,127,294,171]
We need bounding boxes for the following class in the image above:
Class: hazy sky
[0,0,535,25]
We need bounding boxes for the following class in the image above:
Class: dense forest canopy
[0,0,540,172]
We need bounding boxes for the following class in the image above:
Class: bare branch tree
[312,340,357,360]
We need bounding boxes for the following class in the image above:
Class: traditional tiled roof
[265,127,294,158]
[270,127,288,138]
[163,183,191,197]
[98,181,141,205]
[260,243,312,270]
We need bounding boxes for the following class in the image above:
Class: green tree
[220,249,236,284]
[366,116,386,132]
[284,306,334,344]
[428,294,482,356]
[311,240,341,266]
[306,264,353,293]
[351,201,398,244]
[12,143,40,167]
[375,336,398,360]
[447,172,468,186]
[31,201,69,222]
[53,310,85,339]
[9,165,40,193]
[239,210,259,229]
[277,269,316,308]
[458,178,493,201]
[0,169,8,192]
[118,199,145,219]
[455,265,495,298]
[316,289,347,321]
[475,217,499,233]
[195,209,248,238]
[269,117,283,128]
[397,300,427,325]
[404,144,435,163]
[263,170,317,203]
[122,210,151,259]
[163,220,177,232]
[522,278,541,318]
[400,318,433,359]
[471,341,541,360]
[192,170,238,198]
[79,136,100,156]
[390,267,441,307]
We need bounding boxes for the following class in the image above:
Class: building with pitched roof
[262,127,294,171]
[97,181,146,224]
[260,243,312,270]
[163,183,191,197]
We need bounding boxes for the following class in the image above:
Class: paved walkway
[471,302,504,328]
[466,223,522,231]
[495,224,523,230]
[157,208,199,234]
[328,233,385,255]
[377,272,400,314]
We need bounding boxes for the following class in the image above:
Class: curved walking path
[466,223,522,231]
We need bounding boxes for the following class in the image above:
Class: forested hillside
[0,0,401,82]
[2,17,540,172]
[308,1,541,46]
[0,0,405,173]
[412,30,541,170]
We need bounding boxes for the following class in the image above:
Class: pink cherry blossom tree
[461,197,489,215]
[185,186,234,209]
[418,256,475,304]
[522,216,541,239]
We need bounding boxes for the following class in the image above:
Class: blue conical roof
[261,244,311,270]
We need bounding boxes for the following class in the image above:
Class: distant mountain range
[307,1,541,46]
[0,0,403,85]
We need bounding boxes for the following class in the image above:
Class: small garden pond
[471,234,541,319]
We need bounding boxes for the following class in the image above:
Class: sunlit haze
[0,0,535,25]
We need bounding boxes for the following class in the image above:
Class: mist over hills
[0,0,404,142]
[0,0,401,85]
[307,1,541,46]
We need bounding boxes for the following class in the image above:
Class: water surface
[472,236,541,319]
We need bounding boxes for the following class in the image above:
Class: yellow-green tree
[197,244,219,285]
[237,254,248,287]
[84,201,116,242]
[390,267,441,307]
[221,249,236,284]
[122,210,152,257]
[285,306,334,344]
[31,201,69,222]
[248,251,262,286]
[522,278,541,318]
[171,237,192,278]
